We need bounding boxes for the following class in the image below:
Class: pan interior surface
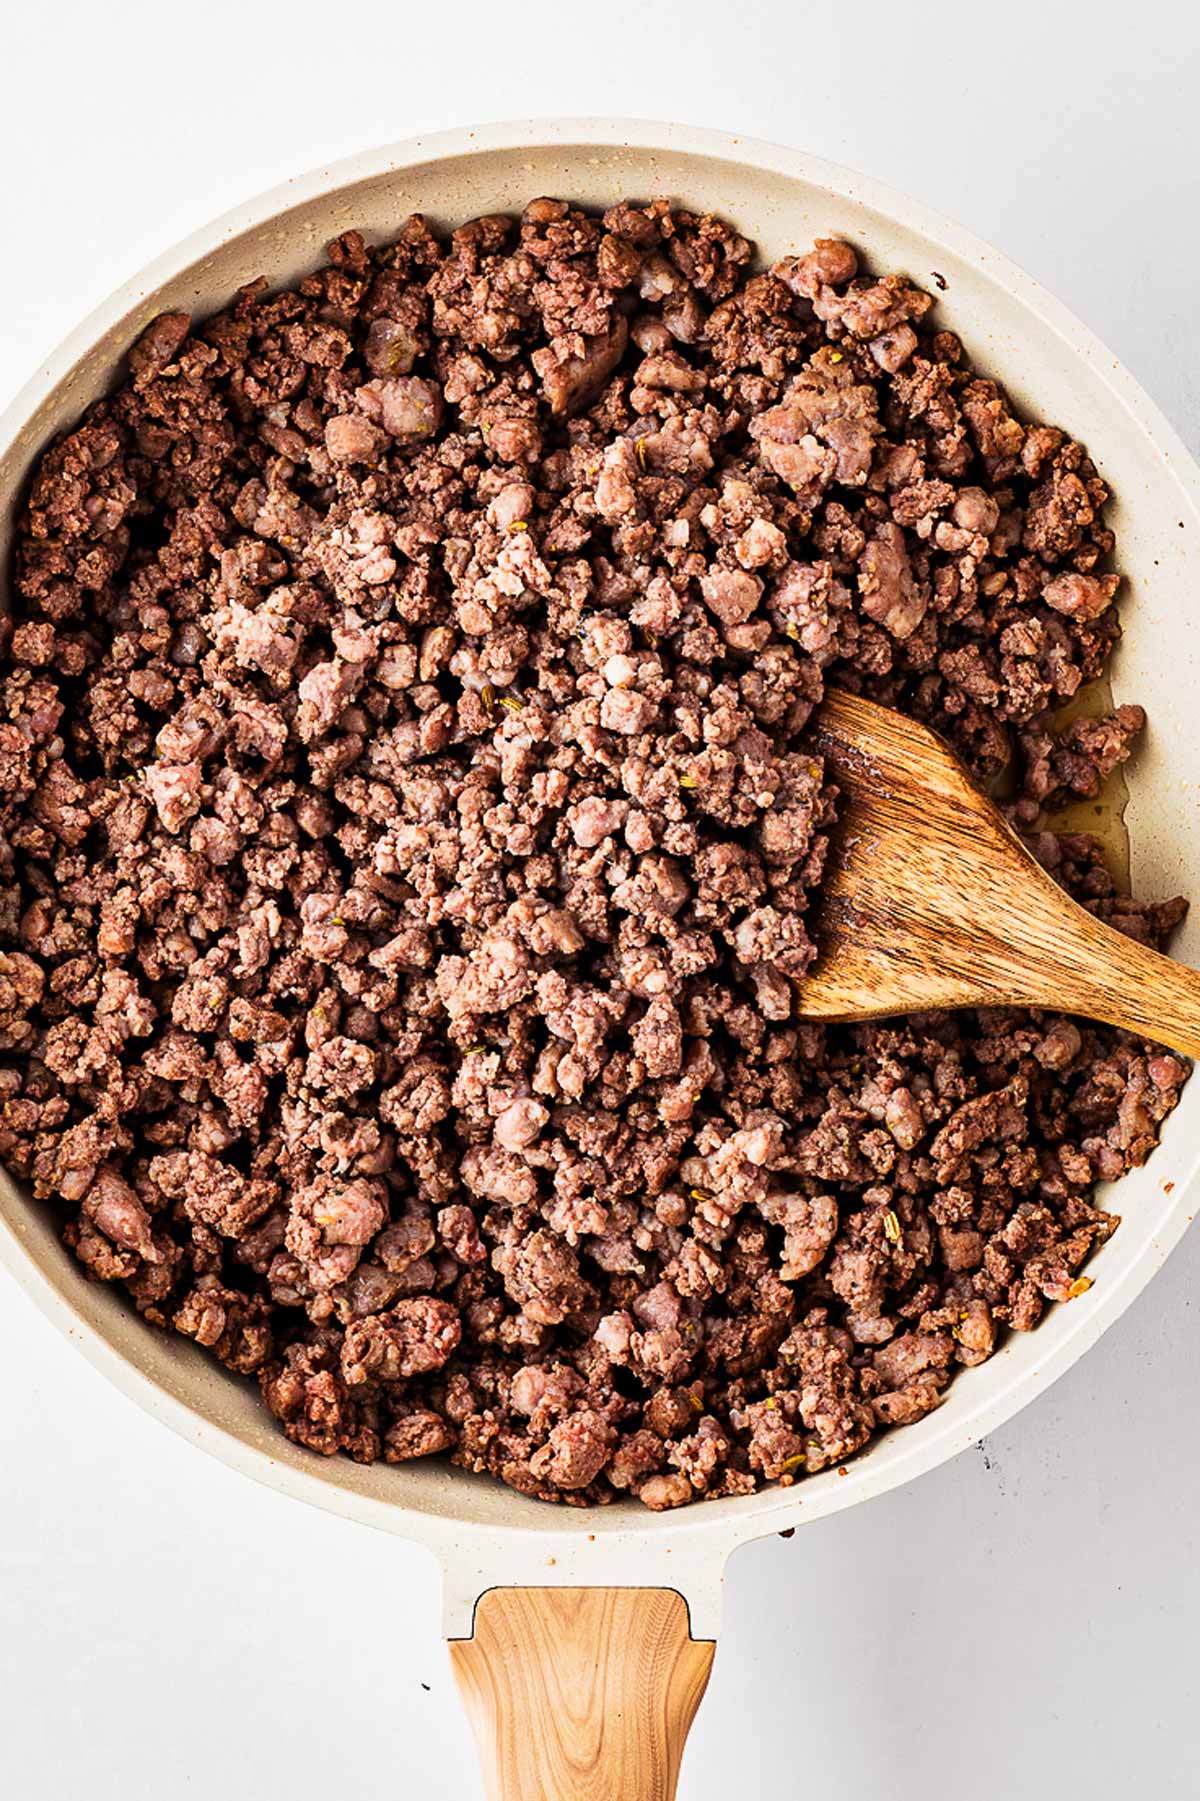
[2,122,1197,1584]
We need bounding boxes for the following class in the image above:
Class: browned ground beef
[2,198,1188,1506]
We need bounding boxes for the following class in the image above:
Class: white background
[3,3,1199,1795]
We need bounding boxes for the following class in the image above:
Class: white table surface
[3,3,1199,1794]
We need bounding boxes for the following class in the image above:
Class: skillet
[2,118,1198,1797]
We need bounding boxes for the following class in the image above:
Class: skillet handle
[448,1586,714,1800]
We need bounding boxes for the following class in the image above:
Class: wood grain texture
[449,1587,714,1801]
[798,689,1200,1057]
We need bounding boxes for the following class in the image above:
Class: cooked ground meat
[2,197,1188,1508]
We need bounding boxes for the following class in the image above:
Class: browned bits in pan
[0,198,1187,1508]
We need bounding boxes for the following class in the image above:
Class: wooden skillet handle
[449,1587,715,1800]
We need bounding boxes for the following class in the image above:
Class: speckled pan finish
[1,119,1197,1638]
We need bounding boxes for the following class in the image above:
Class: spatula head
[795,689,1076,1021]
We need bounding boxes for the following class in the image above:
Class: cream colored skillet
[2,120,1199,1800]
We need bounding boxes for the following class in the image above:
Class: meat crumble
[1,197,1188,1508]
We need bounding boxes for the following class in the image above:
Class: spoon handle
[1033,902,1200,1061]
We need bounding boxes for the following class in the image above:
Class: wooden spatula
[796,688,1200,1058]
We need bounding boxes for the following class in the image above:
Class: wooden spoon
[795,688,1200,1058]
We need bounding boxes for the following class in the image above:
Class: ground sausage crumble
[2,197,1188,1507]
